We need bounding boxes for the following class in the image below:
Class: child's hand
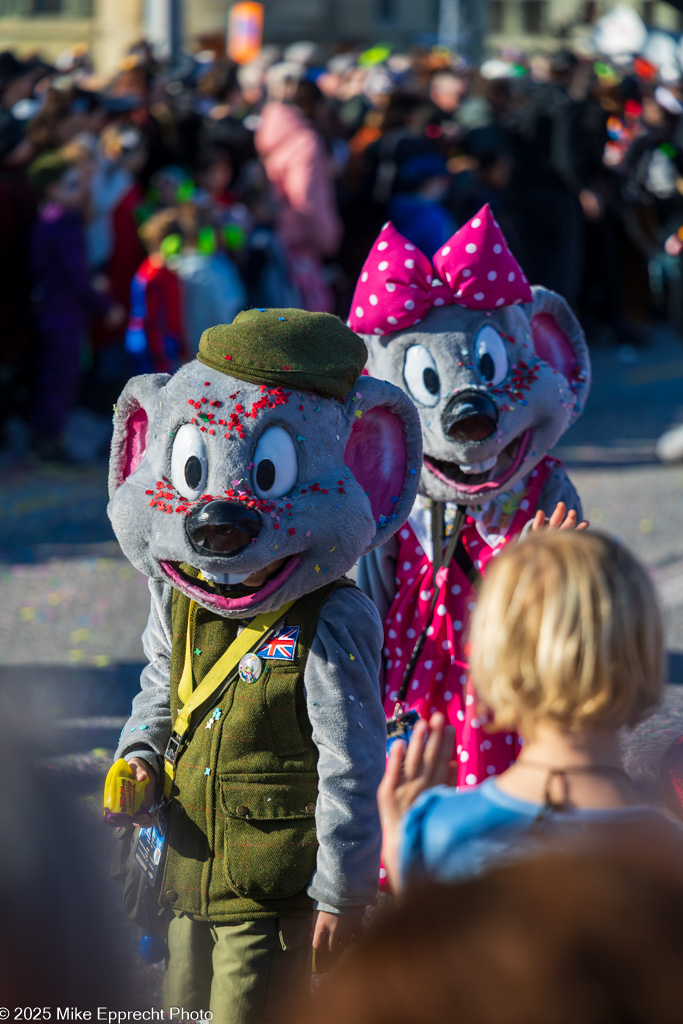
[127,756,158,827]
[377,713,455,893]
[530,501,589,532]
[312,910,363,960]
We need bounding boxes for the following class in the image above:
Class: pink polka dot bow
[348,203,533,336]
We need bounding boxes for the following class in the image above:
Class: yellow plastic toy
[103,758,149,826]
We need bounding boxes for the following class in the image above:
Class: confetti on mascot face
[108,308,424,620]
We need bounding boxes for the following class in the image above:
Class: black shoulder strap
[393,502,472,712]
[454,537,482,588]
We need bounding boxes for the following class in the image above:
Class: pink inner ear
[344,407,407,522]
[531,313,576,380]
[122,407,149,480]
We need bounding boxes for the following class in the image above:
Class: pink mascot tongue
[347,204,533,336]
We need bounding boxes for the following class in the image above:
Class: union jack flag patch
[255,626,300,661]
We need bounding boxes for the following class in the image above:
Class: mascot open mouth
[160,556,302,611]
[424,430,532,495]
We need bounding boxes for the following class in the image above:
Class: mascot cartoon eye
[404,345,440,407]
[252,425,299,499]
[171,424,208,500]
[474,326,509,386]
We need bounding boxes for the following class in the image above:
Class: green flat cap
[198,308,367,399]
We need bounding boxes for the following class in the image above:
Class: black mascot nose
[186,500,261,557]
[441,390,499,443]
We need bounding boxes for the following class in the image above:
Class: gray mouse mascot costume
[351,205,591,796]
[106,308,422,1020]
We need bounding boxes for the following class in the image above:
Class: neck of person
[516,721,624,771]
[495,719,644,810]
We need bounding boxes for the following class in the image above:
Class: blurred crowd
[3,35,683,459]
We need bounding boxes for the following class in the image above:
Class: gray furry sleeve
[114,577,173,779]
[304,586,386,914]
[538,462,583,519]
[520,462,583,538]
[356,531,399,624]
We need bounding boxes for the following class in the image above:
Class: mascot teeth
[458,456,498,475]
[202,570,251,585]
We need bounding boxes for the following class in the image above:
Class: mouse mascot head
[348,205,590,508]
[107,308,422,614]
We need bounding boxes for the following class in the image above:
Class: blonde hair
[468,531,663,734]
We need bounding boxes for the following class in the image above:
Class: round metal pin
[239,652,263,684]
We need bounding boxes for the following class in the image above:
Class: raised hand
[377,713,455,892]
[530,501,589,533]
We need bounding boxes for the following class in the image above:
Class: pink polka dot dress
[383,457,557,788]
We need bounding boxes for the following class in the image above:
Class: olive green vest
[160,574,354,923]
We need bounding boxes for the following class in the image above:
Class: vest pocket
[219,772,319,899]
[263,664,307,756]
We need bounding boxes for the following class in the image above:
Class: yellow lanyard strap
[163,598,295,798]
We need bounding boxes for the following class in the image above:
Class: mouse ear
[108,373,170,498]
[526,286,591,421]
[342,375,423,553]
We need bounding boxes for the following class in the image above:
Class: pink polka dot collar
[348,204,533,336]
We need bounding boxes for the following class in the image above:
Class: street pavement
[2,323,683,1000]
[555,328,683,665]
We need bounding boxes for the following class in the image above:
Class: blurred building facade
[0,0,143,72]
[0,0,681,71]
[488,0,683,51]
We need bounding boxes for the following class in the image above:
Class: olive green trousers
[163,913,313,1023]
